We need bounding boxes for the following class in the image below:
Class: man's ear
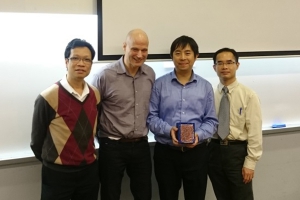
[65,59,69,71]
[236,62,240,70]
[122,42,127,51]
[213,65,217,72]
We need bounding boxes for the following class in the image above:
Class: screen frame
[97,0,300,61]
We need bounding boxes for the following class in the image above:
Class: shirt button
[183,99,185,101]
[182,112,185,114]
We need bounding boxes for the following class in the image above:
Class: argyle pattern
[37,83,100,166]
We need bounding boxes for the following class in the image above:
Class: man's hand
[171,128,199,148]
[185,133,199,148]
[242,167,254,184]
[170,126,179,146]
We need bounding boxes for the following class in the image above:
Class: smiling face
[213,51,239,85]
[172,44,198,73]
[65,47,92,81]
[123,30,149,69]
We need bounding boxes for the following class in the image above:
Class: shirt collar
[217,80,239,94]
[171,70,197,83]
[60,75,89,96]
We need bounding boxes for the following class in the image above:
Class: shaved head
[123,29,149,71]
[125,29,149,45]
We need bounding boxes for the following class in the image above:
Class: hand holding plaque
[176,123,195,144]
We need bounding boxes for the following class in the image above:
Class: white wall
[1,130,300,200]
[254,131,300,199]
[1,0,300,199]
[0,0,96,14]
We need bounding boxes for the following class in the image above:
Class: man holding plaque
[147,35,218,200]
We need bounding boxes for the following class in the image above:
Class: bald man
[91,29,155,200]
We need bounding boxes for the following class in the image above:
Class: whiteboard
[0,12,300,161]
[98,0,300,60]
[0,13,97,160]
[90,57,300,129]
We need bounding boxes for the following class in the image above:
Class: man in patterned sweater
[30,39,100,200]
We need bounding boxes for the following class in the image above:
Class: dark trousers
[154,142,208,200]
[41,161,99,200]
[208,141,254,200]
[99,138,152,200]
[207,141,231,200]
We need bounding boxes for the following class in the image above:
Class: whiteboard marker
[271,124,286,128]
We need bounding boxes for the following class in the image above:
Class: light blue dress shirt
[147,70,218,145]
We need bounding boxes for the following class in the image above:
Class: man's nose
[179,53,186,59]
[137,50,142,57]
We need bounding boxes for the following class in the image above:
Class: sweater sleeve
[30,94,55,162]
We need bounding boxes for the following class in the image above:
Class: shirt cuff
[164,124,173,137]
[243,156,257,170]
[195,129,204,143]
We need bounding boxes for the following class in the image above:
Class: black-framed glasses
[68,57,93,64]
[215,61,236,66]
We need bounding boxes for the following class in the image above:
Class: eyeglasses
[68,57,93,64]
[215,61,236,66]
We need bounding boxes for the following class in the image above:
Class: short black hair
[213,48,239,64]
[170,35,199,58]
[64,38,95,60]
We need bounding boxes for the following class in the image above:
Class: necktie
[217,86,230,140]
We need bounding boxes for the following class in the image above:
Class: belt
[168,145,191,152]
[99,136,148,143]
[119,136,148,143]
[211,138,247,146]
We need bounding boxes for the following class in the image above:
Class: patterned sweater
[30,82,100,169]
